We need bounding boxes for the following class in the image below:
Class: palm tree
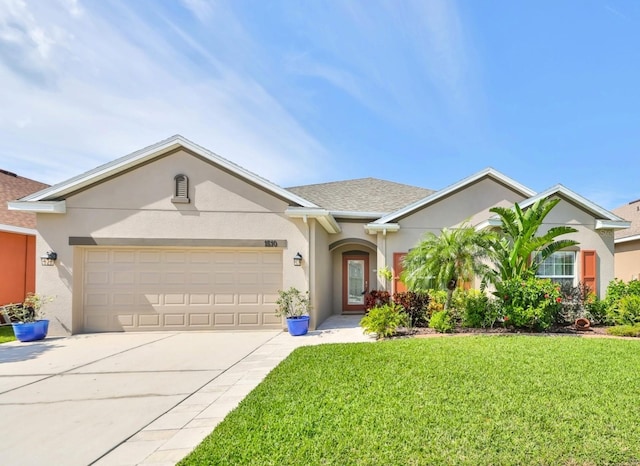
[402,224,494,309]
[488,198,578,282]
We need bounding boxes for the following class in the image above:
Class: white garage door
[82,247,283,332]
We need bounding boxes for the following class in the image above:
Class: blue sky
[1,0,639,209]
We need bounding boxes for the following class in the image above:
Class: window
[172,174,190,204]
[536,251,575,286]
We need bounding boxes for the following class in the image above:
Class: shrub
[606,324,640,337]
[364,290,392,312]
[461,290,500,328]
[609,295,640,325]
[605,279,640,323]
[393,291,430,327]
[429,310,454,333]
[584,293,608,325]
[495,278,562,330]
[360,303,407,339]
[556,282,592,324]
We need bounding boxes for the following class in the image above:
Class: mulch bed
[397,323,611,338]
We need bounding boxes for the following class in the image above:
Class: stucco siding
[384,178,527,260]
[615,240,640,282]
[539,198,615,297]
[36,151,309,335]
[311,220,333,324]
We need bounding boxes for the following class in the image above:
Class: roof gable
[519,184,628,225]
[373,168,535,225]
[19,135,318,208]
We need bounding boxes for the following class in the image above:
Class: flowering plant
[495,278,562,330]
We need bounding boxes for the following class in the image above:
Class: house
[612,200,640,281]
[9,135,629,335]
[0,169,49,306]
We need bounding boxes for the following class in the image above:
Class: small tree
[489,198,578,282]
[402,224,494,310]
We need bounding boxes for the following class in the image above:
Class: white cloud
[0,0,333,187]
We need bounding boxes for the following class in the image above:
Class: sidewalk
[95,315,373,465]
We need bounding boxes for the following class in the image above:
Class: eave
[8,200,66,214]
[365,223,400,235]
[285,207,341,234]
[595,219,631,230]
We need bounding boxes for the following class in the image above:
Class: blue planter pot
[12,320,49,342]
[286,316,310,336]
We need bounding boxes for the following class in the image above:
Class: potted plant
[3,293,51,342]
[275,287,311,336]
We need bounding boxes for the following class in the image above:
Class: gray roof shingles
[287,177,433,214]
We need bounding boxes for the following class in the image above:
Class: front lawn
[181,336,640,465]
[0,325,16,344]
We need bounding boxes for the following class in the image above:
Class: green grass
[181,336,640,465]
[0,325,16,344]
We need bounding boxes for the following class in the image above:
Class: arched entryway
[329,239,377,314]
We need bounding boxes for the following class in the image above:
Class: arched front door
[342,252,369,312]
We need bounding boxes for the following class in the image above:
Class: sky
[1,0,639,210]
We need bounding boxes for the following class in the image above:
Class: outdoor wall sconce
[40,251,57,266]
[293,252,303,267]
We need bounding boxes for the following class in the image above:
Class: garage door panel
[82,248,283,331]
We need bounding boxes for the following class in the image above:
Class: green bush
[461,290,500,328]
[606,324,640,337]
[584,293,608,325]
[605,279,640,323]
[360,303,407,339]
[609,295,640,325]
[495,278,562,330]
[429,310,454,333]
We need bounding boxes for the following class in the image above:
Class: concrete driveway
[0,316,371,465]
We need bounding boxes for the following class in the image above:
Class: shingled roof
[287,178,433,214]
[613,199,640,240]
[0,169,49,230]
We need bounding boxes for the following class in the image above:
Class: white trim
[0,223,37,235]
[8,200,66,214]
[474,218,502,230]
[373,168,536,225]
[519,184,627,223]
[615,234,640,244]
[330,210,388,219]
[18,135,318,209]
[595,219,631,230]
[365,223,400,234]
[285,207,341,234]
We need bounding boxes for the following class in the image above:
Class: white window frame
[535,251,576,286]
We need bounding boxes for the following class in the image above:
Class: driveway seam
[0,333,179,396]
[89,330,285,465]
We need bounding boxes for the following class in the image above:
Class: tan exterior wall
[382,178,527,268]
[540,198,615,297]
[310,219,333,325]
[37,151,309,335]
[615,240,640,282]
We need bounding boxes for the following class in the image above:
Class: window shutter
[581,250,597,295]
[393,253,407,294]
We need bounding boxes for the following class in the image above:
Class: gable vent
[172,174,190,204]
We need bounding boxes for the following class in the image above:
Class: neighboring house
[612,199,640,281]
[0,169,49,306]
[9,135,629,335]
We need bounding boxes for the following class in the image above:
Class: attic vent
[172,174,190,204]
[0,169,17,177]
